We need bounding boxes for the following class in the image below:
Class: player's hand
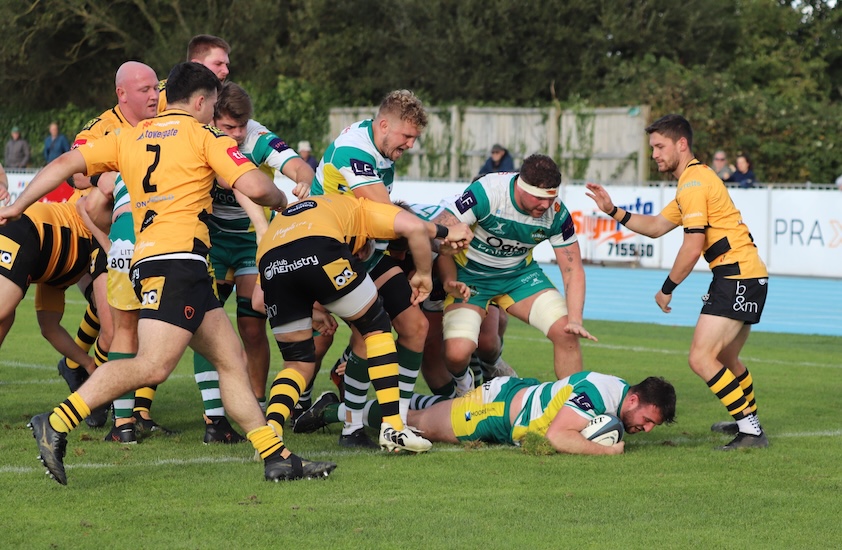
[565,321,598,342]
[409,273,433,305]
[0,204,22,226]
[444,280,471,301]
[442,223,473,249]
[607,441,626,455]
[655,290,672,313]
[0,185,10,206]
[311,308,338,336]
[584,182,615,215]
[292,181,310,201]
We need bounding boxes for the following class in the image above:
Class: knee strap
[237,295,267,319]
[349,298,392,335]
[277,338,316,363]
[528,290,568,336]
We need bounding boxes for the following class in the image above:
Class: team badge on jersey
[561,215,576,240]
[455,190,478,214]
[283,200,317,216]
[204,124,226,138]
[350,159,376,177]
[156,79,167,91]
[571,392,595,412]
[269,137,289,152]
[81,117,101,131]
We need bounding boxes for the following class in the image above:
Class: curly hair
[519,154,561,189]
[377,89,428,129]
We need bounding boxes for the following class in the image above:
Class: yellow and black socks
[247,425,285,460]
[365,332,403,430]
[266,368,306,434]
[736,368,757,414]
[50,393,92,433]
[65,304,100,370]
[707,367,761,435]
[133,386,157,416]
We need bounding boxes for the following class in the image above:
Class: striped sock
[396,342,422,422]
[366,332,402,430]
[707,367,749,420]
[342,352,370,436]
[50,393,92,433]
[194,353,224,417]
[266,368,306,434]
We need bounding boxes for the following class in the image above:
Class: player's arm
[585,182,677,238]
[544,406,624,455]
[232,187,270,243]
[351,182,392,205]
[0,150,87,224]
[0,161,9,204]
[230,169,287,210]
[35,286,95,375]
[553,242,597,342]
[279,157,315,201]
[655,230,705,313]
[75,195,111,252]
[437,255,471,301]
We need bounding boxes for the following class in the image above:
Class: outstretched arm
[544,406,624,455]
[0,150,86,224]
[585,183,677,238]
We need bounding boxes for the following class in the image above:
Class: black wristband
[90,174,101,187]
[661,277,678,295]
[435,224,449,240]
[608,206,618,218]
[619,211,632,225]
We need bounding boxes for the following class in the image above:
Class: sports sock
[736,412,762,436]
[410,393,446,410]
[93,339,108,368]
[342,351,370,435]
[366,332,403,430]
[736,369,757,414]
[65,304,100,370]
[50,393,92,433]
[133,385,157,415]
[266,368,306,434]
[108,352,136,421]
[706,367,749,420]
[396,342,422,422]
[430,380,457,398]
[323,402,341,424]
[194,353,225,417]
[468,352,483,386]
[247,425,285,460]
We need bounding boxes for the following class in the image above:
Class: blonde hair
[377,89,427,129]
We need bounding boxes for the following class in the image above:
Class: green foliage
[246,75,333,157]
[1,104,102,167]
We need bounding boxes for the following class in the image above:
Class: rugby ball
[580,414,624,446]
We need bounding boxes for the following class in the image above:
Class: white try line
[1,429,841,477]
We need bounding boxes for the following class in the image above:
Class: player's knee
[443,307,482,345]
[393,306,428,346]
[528,290,568,336]
[444,338,475,368]
[277,338,316,363]
[349,299,392,336]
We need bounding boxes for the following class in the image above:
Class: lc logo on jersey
[323,258,357,291]
[350,159,376,177]
[227,146,250,166]
[455,191,478,214]
[571,393,595,411]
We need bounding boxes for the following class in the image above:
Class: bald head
[115,61,160,126]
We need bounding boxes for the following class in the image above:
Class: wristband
[620,211,632,225]
[435,224,449,239]
[661,277,678,295]
[90,174,101,187]
[608,206,618,218]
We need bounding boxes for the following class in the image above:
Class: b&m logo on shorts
[323,258,357,291]
[0,235,20,269]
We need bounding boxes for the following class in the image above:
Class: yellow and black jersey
[77,109,257,264]
[660,161,767,278]
[22,190,93,287]
[257,195,402,263]
[73,105,133,147]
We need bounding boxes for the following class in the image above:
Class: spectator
[711,150,734,181]
[477,143,514,177]
[835,174,842,191]
[4,127,30,168]
[43,122,70,164]
[725,153,756,188]
[297,140,319,171]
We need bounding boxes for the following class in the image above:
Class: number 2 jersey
[76,110,257,265]
[442,173,578,277]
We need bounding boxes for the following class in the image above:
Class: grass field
[1,289,840,549]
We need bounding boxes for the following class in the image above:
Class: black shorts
[700,276,768,325]
[260,236,366,330]
[130,258,221,333]
[370,254,413,320]
[0,215,39,291]
[89,243,107,279]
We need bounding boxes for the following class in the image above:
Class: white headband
[516,176,558,198]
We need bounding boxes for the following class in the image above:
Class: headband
[516,176,558,198]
